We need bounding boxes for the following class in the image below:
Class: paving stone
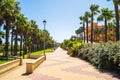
[0,47,119,80]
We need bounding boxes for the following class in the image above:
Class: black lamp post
[43,20,46,60]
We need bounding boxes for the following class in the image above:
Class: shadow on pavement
[99,68,120,79]
[22,73,31,76]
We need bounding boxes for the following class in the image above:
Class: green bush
[61,39,84,56]
[77,41,120,70]
[70,41,83,56]
[62,40,120,71]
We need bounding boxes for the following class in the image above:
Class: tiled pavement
[0,47,119,80]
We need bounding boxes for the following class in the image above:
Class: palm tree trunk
[105,16,107,42]
[23,36,26,58]
[86,21,88,43]
[20,35,22,56]
[83,22,85,43]
[91,12,93,43]
[114,1,119,41]
[14,31,18,56]
[5,21,9,59]
[37,44,39,51]
[11,27,13,55]
[23,35,27,58]
[31,44,34,52]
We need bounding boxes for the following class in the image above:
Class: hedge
[70,41,120,71]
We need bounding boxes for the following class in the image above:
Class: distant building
[86,23,115,42]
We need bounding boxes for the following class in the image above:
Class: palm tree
[26,23,33,53]
[10,24,15,56]
[30,20,39,52]
[75,27,80,40]
[39,30,44,49]
[15,14,28,56]
[0,31,4,45]
[0,0,4,26]
[0,0,54,59]
[2,0,20,58]
[13,2,21,56]
[23,22,32,58]
[90,4,99,43]
[107,0,120,41]
[75,27,84,41]
[93,28,100,42]
[79,16,86,43]
[84,12,91,43]
[108,22,116,41]
[75,28,79,38]
[97,8,114,42]
[36,30,41,50]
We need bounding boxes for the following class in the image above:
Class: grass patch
[32,49,53,55]
[0,59,11,64]
[24,54,28,59]
[23,48,53,59]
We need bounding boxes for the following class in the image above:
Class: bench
[26,55,45,74]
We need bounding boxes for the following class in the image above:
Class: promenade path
[0,47,119,80]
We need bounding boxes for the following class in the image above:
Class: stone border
[0,58,22,74]
[26,55,45,74]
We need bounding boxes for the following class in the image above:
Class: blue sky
[17,0,114,43]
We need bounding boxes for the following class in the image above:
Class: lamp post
[43,20,46,60]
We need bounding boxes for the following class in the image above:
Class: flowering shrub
[78,41,120,70]
[62,40,120,71]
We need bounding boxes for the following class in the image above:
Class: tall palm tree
[108,22,116,40]
[10,24,15,55]
[0,31,4,45]
[97,8,114,42]
[6,1,20,56]
[107,0,120,41]
[39,30,45,49]
[36,30,41,50]
[2,0,20,58]
[84,12,91,43]
[23,21,32,58]
[75,27,80,40]
[15,14,27,56]
[79,16,86,43]
[75,27,84,41]
[0,5,4,45]
[90,4,99,43]
[30,20,39,52]
[0,0,4,26]
[93,28,100,42]
[13,2,21,56]
[75,28,79,38]
[0,0,54,58]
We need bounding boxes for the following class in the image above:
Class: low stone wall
[0,58,22,74]
[26,55,45,74]
[27,54,43,59]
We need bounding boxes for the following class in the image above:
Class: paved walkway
[0,47,119,80]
